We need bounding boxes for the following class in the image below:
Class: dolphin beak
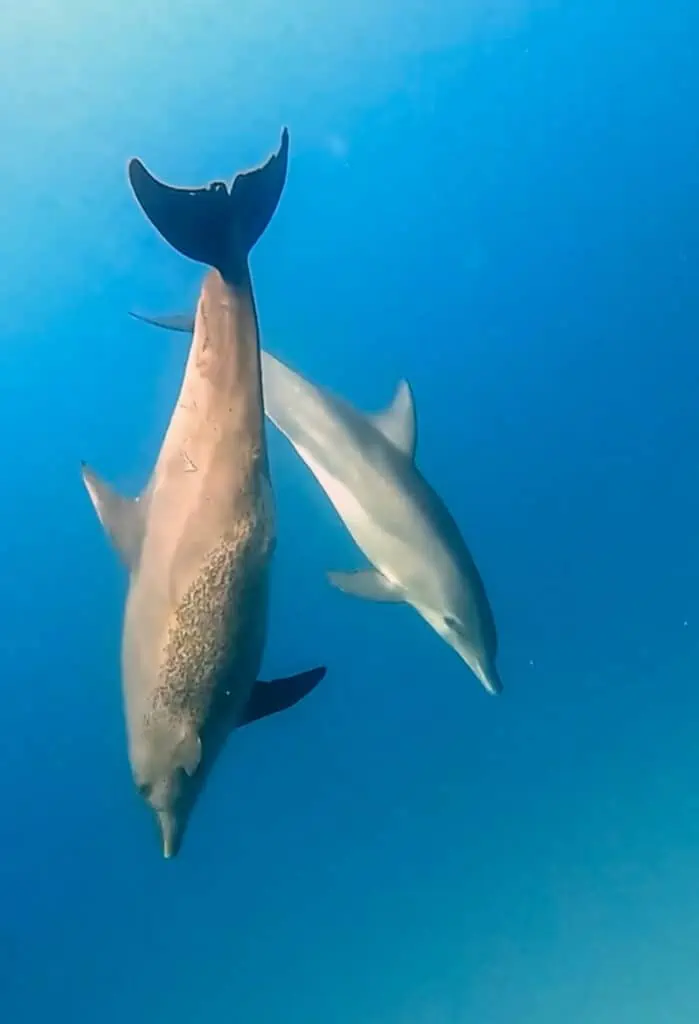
[157,810,179,859]
[447,630,503,695]
[475,662,503,696]
[453,639,503,695]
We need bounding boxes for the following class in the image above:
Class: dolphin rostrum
[128,312,502,696]
[81,129,326,857]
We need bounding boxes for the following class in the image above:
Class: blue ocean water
[1,1,698,1021]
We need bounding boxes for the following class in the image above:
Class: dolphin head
[438,612,502,695]
[131,723,210,859]
[421,606,502,696]
[135,766,194,859]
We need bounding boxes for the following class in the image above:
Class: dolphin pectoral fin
[370,379,417,458]
[327,569,403,602]
[238,667,327,727]
[129,310,195,334]
[175,727,202,777]
[80,463,144,569]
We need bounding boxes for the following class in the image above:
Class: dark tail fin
[127,128,289,281]
[129,310,195,333]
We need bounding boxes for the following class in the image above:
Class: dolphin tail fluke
[127,128,290,280]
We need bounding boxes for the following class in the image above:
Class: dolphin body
[130,315,502,697]
[82,130,326,858]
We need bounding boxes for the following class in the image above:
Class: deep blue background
[1,2,699,1021]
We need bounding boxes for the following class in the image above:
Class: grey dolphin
[129,314,502,696]
[81,130,326,857]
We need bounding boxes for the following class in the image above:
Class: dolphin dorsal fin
[80,463,146,570]
[370,379,417,458]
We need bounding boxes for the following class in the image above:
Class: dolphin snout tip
[477,664,503,696]
[157,811,179,859]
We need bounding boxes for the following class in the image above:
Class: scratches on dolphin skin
[181,450,198,473]
[199,304,212,354]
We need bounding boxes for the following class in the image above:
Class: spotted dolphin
[129,312,502,696]
[82,129,326,857]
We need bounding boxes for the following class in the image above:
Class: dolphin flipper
[174,725,202,777]
[129,310,195,333]
[327,569,403,602]
[239,667,327,727]
[127,128,290,280]
[80,462,145,569]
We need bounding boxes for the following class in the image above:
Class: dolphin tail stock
[126,127,290,282]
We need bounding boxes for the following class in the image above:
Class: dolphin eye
[138,781,152,798]
[443,615,460,632]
